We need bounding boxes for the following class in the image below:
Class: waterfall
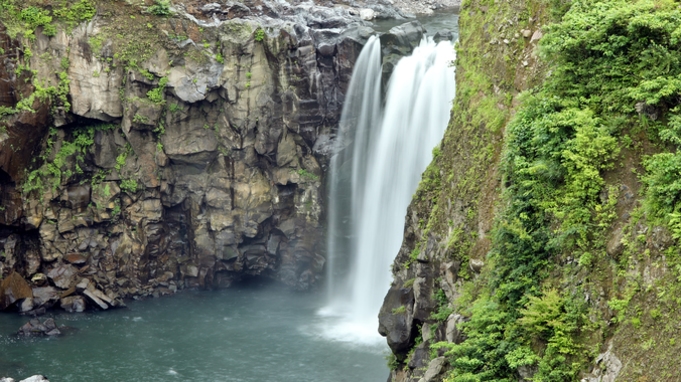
[321,36,456,344]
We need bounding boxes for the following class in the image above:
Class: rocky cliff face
[380,0,681,381]
[0,0,429,314]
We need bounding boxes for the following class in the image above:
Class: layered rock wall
[0,0,376,313]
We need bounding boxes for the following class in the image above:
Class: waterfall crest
[322,36,456,344]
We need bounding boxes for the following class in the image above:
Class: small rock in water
[18,318,64,337]
[433,29,453,43]
[20,376,50,382]
[0,375,49,381]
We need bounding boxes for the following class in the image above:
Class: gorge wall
[380,0,681,381]
[0,0,430,313]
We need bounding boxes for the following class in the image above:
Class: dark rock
[433,29,453,42]
[378,286,415,354]
[407,344,430,369]
[18,318,62,336]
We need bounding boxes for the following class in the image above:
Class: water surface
[0,284,388,381]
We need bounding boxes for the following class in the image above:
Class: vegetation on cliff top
[428,0,681,381]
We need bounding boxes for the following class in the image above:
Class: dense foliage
[438,1,681,380]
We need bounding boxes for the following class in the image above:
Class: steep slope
[380,0,681,381]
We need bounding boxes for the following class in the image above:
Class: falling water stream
[321,33,457,343]
[0,13,458,382]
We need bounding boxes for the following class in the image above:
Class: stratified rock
[0,0,434,309]
[0,272,33,310]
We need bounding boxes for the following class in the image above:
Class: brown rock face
[0,272,33,310]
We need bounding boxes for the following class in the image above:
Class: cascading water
[320,35,456,344]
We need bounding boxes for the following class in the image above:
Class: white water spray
[320,36,456,345]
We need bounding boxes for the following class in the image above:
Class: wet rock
[433,29,453,42]
[18,318,61,336]
[19,298,34,313]
[378,286,415,353]
[1,377,50,382]
[60,295,86,313]
[0,272,33,310]
[82,286,109,310]
[19,376,50,382]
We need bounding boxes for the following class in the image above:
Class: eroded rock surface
[0,1,427,312]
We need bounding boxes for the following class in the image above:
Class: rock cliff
[0,0,428,313]
[380,0,681,381]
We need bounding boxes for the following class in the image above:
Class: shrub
[148,0,173,16]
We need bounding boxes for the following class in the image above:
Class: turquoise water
[0,283,389,381]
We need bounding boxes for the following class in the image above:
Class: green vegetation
[392,306,406,314]
[23,125,97,195]
[254,28,265,42]
[52,0,96,29]
[119,178,138,193]
[0,0,97,39]
[147,0,173,16]
[296,168,319,181]
[422,1,681,381]
[115,143,132,172]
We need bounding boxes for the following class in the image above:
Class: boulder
[0,272,33,310]
[18,318,60,336]
[418,357,447,382]
[378,286,415,354]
